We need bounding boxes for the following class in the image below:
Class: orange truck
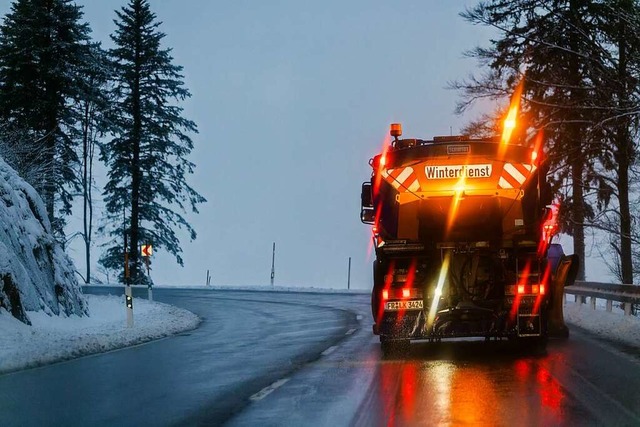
[360,124,569,355]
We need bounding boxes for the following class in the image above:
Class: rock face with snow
[0,157,87,324]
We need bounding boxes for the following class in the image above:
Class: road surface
[1,287,639,426]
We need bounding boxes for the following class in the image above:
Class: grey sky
[2,1,609,287]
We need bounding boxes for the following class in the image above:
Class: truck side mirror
[361,182,375,224]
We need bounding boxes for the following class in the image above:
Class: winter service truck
[360,123,575,356]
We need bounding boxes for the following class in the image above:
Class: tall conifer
[100,0,205,283]
[0,0,92,237]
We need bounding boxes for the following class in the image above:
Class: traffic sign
[141,244,153,257]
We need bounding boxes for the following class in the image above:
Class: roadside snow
[0,294,200,374]
[564,301,640,348]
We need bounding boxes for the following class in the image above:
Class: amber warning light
[390,123,402,138]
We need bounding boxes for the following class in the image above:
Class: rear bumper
[375,300,547,340]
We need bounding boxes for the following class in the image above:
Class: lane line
[356,315,363,320]
[321,346,338,356]
[249,378,290,402]
[345,328,357,335]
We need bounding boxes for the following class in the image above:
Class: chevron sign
[141,244,153,257]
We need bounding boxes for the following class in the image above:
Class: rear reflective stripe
[407,179,421,192]
[382,167,420,192]
[498,163,537,189]
[396,167,414,185]
[504,163,526,184]
[498,177,512,189]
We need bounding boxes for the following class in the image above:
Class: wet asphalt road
[2,287,640,426]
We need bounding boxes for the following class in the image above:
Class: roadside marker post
[125,285,134,327]
[124,232,133,328]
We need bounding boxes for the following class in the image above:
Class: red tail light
[539,284,546,295]
[517,284,525,295]
[382,289,389,300]
[402,288,410,298]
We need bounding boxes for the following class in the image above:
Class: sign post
[270,242,276,286]
[141,244,153,301]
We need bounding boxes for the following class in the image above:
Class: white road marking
[321,345,338,356]
[356,315,363,320]
[345,328,357,335]
[249,378,290,402]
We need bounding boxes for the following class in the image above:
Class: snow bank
[0,156,85,324]
[0,294,200,374]
[564,301,640,348]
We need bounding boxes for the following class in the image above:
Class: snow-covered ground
[0,294,200,374]
[0,288,638,376]
[564,300,640,348]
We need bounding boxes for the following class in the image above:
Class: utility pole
[270,242,276,286]
[347,257,351,290]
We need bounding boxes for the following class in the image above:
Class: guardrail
[564,281,640,316]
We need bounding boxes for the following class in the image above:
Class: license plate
[385,300,424,311]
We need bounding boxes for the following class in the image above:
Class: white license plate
[385,300,424,311]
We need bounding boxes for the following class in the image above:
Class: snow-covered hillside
[0,157,86,324]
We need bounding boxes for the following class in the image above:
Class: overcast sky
[2,0,609,287]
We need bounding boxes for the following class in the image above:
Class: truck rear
[360,124,562,355]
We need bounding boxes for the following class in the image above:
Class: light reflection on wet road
[224,292,640,427]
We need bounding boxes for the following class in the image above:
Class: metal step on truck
[360,123,576,356]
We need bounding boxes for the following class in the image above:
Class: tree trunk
[82,100,90,284]
[569,0,586,281]
[616,3,633,285]
[129,6,143,283]
[571,159,586,281]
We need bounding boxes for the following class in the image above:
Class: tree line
[454,0,640,285]
[0,0,205,284]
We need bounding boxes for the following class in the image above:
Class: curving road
[0,287,359,426]
[1,287,640,426]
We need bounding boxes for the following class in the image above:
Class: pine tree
[0,0,92,237]
[454,0,640,282]
[100,0,205,284]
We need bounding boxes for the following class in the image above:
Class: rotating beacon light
[390,123,402,146]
